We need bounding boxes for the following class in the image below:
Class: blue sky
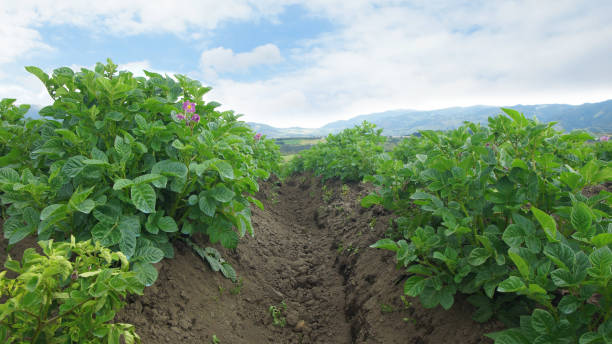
[1,1,611,127]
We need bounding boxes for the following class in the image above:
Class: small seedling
[269,301,288,327]
[211,334,220,343]
[230,278,244,295]
[322,185,333,203]
[369,218,377,229]
[400,295,412,309]
[336,243,345,253]
[380,303,394,313]
[341,184,349,196]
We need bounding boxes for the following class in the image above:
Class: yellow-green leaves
[0,237,143,343]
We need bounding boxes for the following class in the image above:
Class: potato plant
[0,237,143,343]
[364,109,611,343]
[0,59,280,285]
[0,98,54,172]
[286,121,386,182]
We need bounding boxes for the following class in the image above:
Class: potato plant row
[0,59,281,343]
[291,109,612,343]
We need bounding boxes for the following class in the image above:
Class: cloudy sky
[1,1,611,127]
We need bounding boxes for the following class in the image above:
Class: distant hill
[249,100,612,138]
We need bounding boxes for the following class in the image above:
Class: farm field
[1,61,611,344]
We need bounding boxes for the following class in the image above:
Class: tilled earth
[1,174,502,343]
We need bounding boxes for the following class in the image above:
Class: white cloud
[0,15,52,64]
[0,0,287,66]
[206,0,612,127]
[0,74,52,106]
[1,1,612,127]
[200,44,283,78]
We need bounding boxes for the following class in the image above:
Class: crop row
[289,110,612,343]
[0,59,281,343]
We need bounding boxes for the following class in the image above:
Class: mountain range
[24,100,612,138]
[248,100,612,138]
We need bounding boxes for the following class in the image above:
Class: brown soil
[1,174,502,343]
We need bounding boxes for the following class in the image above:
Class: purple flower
[600,136,610,142]
[254,133,262,140]
[191,113,200,122]
[182,101,196,113]
[177,114,186,120]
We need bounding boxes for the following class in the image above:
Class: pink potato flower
[182,101,196,113]
[254,133,262,141]
[600,136,610,142]
[191,113,200,122]
[177,114,186,120]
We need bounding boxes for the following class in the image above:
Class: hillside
[249,100,612,138]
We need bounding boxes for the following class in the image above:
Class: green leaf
[208,223,239,249]
[361,194,382,208]
[145,213,161,234]
[503,224,524,248]
[91,221,121,247]
[25,274,40,292]
[25,66,49,83]
[214,160,235,180]
[114,136,132,159]
[73,199,95,214]
[119,225,138,259]
[439,287,455,310]
[106,111,124,121]
[209,184,235,203]
[497,276,526,293]
[485,328,531,344]
[113,179,134,190]
[7,224,34,245]
[511,159,529,170]
[130,183,156,213]
[403,275,426,296]
[591,233,612,248]
[82,159,109,166]
[571,202,592,233]
[248,196,264,210]
[133,262,158,286]
[579,332,602,344]
[419,287,440,309]
[133,173,164,185]
[370,238,398,252]
[40,204,67,221]
[527,283,546,295]
[543,243,574,270]
[190,160,215,176]
[502,108,527,127]
[531,309,555,335]
[151,160,188,178]
[157,217,178,233]
[199,195,217,217]
[531,207,559,242]
[557,295,580,314]
[468,248,490,266]
[220,263,237,282]
[508,249,530,279]
[551,269,574,287]
[0,167,20,183]
[91,147,108,162]
[134,246,164,264]
[61,155,87,178]
[587,247,612,279]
